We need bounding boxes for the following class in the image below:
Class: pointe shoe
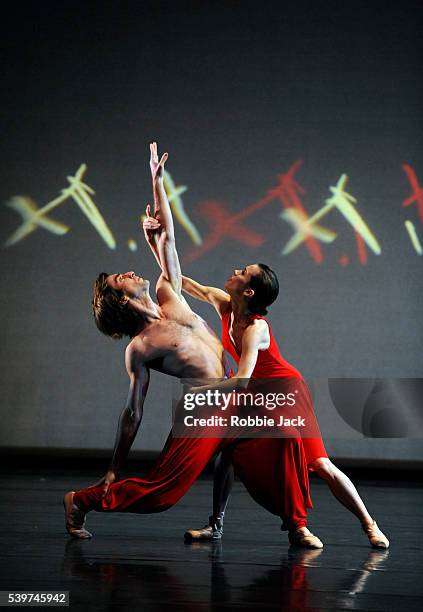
[184,515,223,541]
[63,491,92,539]
[289,527,324,549]
[362,520,389,549]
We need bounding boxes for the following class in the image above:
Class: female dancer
[181,264,389,549]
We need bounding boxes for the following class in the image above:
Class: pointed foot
[363,520,389,549]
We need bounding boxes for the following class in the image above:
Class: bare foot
[63,491,92,539]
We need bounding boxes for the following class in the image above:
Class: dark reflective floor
[0,467,422,611]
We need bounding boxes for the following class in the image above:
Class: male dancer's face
[106,271,150,301]
[224,263,261,296]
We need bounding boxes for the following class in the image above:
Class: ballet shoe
[184,515,223,541]
[289,526,324,549]
[362,520,389,549]
[63,491,92,539]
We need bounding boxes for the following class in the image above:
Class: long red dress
[221,308,328,467]
[72,315,314,530]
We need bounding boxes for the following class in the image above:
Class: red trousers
[73,427,312,530]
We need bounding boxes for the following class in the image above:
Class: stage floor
[0,466,422,611]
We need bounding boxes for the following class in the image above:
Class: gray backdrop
[1,1,422,464]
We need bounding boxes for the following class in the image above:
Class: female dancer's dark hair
[247,263,279,316]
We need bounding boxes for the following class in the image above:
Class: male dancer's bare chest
[143,318,224,373]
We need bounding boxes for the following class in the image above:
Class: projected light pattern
[281,174,381,257]
[3,162,422,263]
[184,163,422,264]
[281,208,336,246]
[3,166,202,252]
[3,165,116,249]
[163,170,202,245]
[403,164,423,222]
[404,221,423,254]
[183,161,381,264]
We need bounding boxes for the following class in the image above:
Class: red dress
[221,308,328,467]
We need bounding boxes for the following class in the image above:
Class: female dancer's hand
[143,204,161,244]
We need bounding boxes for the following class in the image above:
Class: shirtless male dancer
[63,143,320,547]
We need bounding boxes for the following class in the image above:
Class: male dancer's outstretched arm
[95,359,150,496]
[143,207,189,309]
[148,142,183,296]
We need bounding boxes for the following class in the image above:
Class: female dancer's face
[224,264,261,297]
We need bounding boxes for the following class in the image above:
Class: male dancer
[63,144,321,548]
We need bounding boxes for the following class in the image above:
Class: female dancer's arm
[181,276,230,316]
[188,319,269,397]
[142,212,230,316]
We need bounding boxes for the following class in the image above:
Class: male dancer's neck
[130,296,162,324]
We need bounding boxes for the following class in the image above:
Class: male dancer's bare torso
[127,276,226,380]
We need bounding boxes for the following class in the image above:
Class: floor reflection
[62,539,389,610]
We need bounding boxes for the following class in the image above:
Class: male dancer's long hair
[92,272,143,339]
[247,263,279,316]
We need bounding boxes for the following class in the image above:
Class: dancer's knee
[310,457,334,479]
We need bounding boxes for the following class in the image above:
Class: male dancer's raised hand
[149,141,168,181]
